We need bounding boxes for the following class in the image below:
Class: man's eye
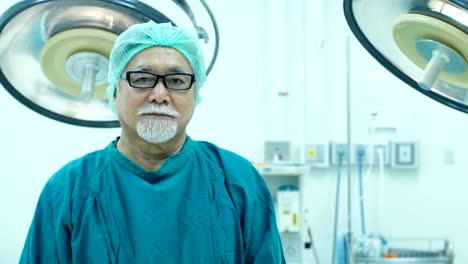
[167,78,185,85]
[133,77,153,83]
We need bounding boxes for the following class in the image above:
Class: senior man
[20,21,285,263]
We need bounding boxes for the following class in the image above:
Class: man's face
[114,46,196,144]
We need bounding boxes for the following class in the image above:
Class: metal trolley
[353,238,454,264]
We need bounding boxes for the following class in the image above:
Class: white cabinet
[256,164,309,264]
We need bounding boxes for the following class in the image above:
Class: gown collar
[107,136,195,183]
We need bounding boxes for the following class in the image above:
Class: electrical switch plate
[304,143,329,168]
[391,141,419,169]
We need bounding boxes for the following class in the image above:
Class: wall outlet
[373,142,390,165]
[354,143,368,165]
[391,141,419,169]
[304,143,329,168]
[265,141,291,162]
[330,142,352,166]
[330,142,392,166]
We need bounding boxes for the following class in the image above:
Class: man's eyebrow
[131,65,191,74]
[134,65,152,71]
[168,66,191,74]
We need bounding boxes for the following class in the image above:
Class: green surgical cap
[107,21,206,113]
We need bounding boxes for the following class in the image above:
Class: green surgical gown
[20,137,285,263]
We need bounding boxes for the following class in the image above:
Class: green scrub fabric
[20,137,285,263]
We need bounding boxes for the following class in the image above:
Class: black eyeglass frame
[120,71,196,90]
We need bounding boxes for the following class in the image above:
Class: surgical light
[344,0,468,113]
[0,0,219,127]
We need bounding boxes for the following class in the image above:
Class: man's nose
[148,78,170,103]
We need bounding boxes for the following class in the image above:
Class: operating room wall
[299,1,468,264]
[2,1,468,264]
[303,40,468,264]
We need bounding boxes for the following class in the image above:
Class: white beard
[136,105,179,144]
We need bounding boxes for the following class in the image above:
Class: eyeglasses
[120,71,195,90]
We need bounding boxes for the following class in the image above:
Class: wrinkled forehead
[124,46,194,73]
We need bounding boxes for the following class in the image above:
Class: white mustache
[137,105,179,117]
